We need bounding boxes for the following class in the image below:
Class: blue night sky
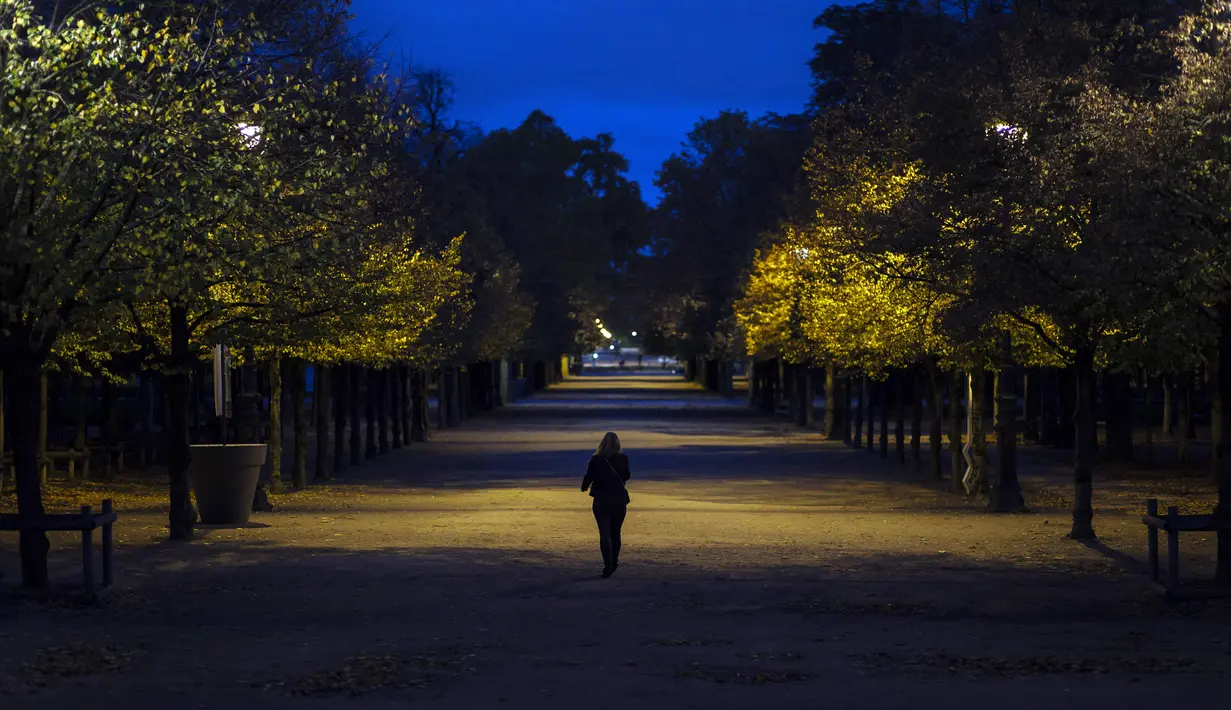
[348,1,835,204]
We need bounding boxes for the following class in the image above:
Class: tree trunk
[969,367,988,496]
[7,354,50,587]
[928,360,944,480]
[74,375,87,460]
[333,364,348,474]
[1056,367,1077,449]
[866,378,877,453]
[167,305,196,540]
[1162,375,1174,437]
[1070,343,1098,540]
[102,378,119,477]
[1178,372,1193,464]
[447,367,462,427]
[437,368,448,430]
[365,367,378,459]
[1104,371,1135,463]
[843,375,854,444]
[267,354,284,492]
[1038,369,1057,446]
[377,368,390,455]
[949,369,964,491]
[348,364,362,465]
[390,367,402,449]
[38,371,47,486]
[894,370,906,465]
[406,366,417,439]
[315,365,331,481]
[879,377,890,459]
[1143,374,1155,466]
[1213,305,1231,583]
[0,368,5,492]
[393,369,403,445]
[1210,354,1221,486]
[411,369,428,442]
[1022,369,1039,444]
[854,375,865,448]
[290,359,307,489]
[802,367,815,428]
[910,367,923,470]
[990,333,1027,513]
[823,366,837,438]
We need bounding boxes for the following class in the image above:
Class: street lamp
[631,331,638,337]
[237,122,263,149]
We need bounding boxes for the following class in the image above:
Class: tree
[643,111,809,359]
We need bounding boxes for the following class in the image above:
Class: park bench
[0,499,117,602]
[1142,498,1231,600]
[42,448,91,481]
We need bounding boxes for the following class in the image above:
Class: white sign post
[213,344,232,443]
[962,373,977,494]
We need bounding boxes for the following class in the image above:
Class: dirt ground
[1,372,1229,709]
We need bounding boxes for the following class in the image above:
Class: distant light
[592,353,599,360]
[594,319,601,324]
[600,329,612,339]
[631,331,638,337]
[609,344,615,350]
[991,123,1026,141]
[237,122,262,148]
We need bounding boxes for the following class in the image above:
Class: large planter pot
[190,444,267,525]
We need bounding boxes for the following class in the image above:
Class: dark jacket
[582,453,631,504]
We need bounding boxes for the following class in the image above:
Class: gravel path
[1,372,1228,708]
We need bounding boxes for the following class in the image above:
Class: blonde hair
[595,432,621,458]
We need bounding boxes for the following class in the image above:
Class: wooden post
[1146,499,1159,584]
[81,504,94,598]
[101,499,113,588]
[1167,505,1180,596]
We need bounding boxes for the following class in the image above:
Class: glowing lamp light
[592,353,599,360]
[609,344,615,350]
[237,122,263,148]
[600,329,612,339]
[990,123,1026,141]
[631,331,638,337]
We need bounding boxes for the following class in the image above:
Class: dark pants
[592,499,627,568]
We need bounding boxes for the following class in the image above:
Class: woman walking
[581,432,631,578]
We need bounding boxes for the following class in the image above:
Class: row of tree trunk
[1,352,559,588]
[749,344,1231,582]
